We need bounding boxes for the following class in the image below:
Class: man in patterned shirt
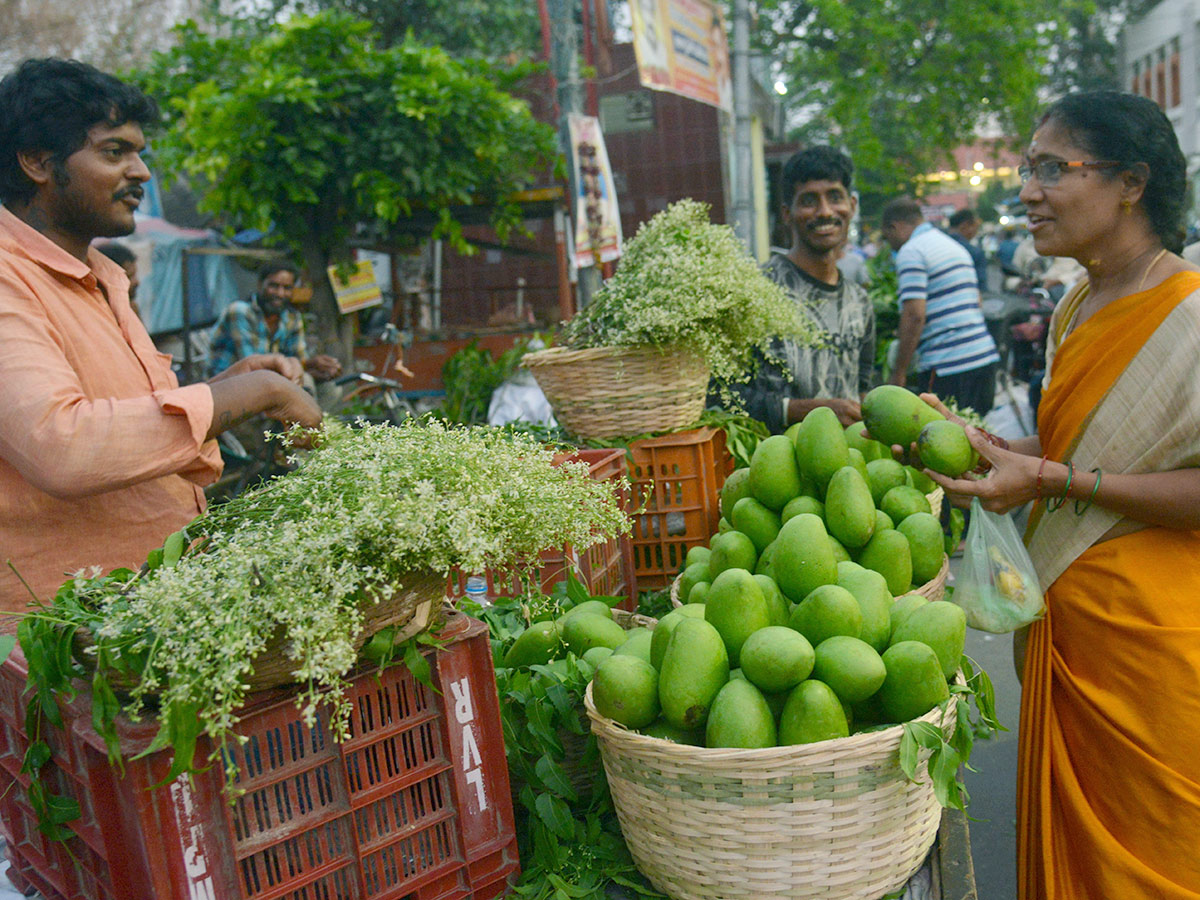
[732,146,875,432]
[208,262,341,381]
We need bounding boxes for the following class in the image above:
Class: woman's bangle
[1035,456,1048,500]
[1047,460,1074,512]
[1074,467,1102,515]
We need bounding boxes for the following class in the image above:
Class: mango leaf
[564,570,591,607]
[899,726,920,781]
[91,673,124,769]
[928,743,965,809]
[533,753,578,802]
[535,792,575,840]
[0,634,16,664]
[21,741,51,775]
[162,529,186,567]
[403,639,434,693]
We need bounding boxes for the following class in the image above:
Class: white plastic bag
[953,497,1045,633]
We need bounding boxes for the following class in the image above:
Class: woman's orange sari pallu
[1019,272,1200,900]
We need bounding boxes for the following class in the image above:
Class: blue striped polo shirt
[897,223,1000,375]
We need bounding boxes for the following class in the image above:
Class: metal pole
[731,0,755,255]
[180,248,193,384]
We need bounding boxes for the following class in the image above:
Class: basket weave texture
[522,346,709,440]
[585,678,958,900]
[926,486,944,519]
[76,571,444,694]
[912,553,950,602]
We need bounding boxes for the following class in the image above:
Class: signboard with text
[568,114,623,268]
[629,0,732,112]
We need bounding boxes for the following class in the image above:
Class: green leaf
[899,725,920,782]
[0,634,15,664]
[22,741,51,775]
[564,570,591,607]
[162,529,186,567]
[928,743,966,810]
[533,753,578,802]
[534,792,576,840]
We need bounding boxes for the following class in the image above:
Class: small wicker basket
[74,571,444,694]
[585,677,960,900]
[522,345,709,440]
[925,486,944,519]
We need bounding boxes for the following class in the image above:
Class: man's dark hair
[1039,90,1188,253]
[97,241,135,266]
[780,146,854,206]
[0,58,158,206]
[948,208,978,229]
[258,261,300,284]
[880,197,925,228]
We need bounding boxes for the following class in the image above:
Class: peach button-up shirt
[0,206,222,619]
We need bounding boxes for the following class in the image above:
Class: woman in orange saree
[928,91,1200,899]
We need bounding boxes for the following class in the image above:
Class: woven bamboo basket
[522,346,709,440]
[74,571,444,694]
[670,551,949,609]
[584,678,959,900]
[512,609,658,801]
[925,486,944,519]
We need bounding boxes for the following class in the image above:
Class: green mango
[685,545,713,570]
[753,573,790,627]
[890,600,967,678]
[878,641,950,722]
[772,513,838,603]
[562,599,613,621]
[749,435,804,511]
[704,568,771,667]
[778,679,849,744]
[880,485,933,525]
[731,496,783,555]
[824,465,877,550]
[917,420,978,477]
[658,617,730,730]
[613,628,655,666]
[789,584,863,646]
[720,467,753,519]
[650,603,708,670]
[705,678,777,748]
[845,421,887,462]
[687,581,711,605]
[812,635,888,703]
[858,529,913,596]
[836,564,893,653]
[827,534,852,564]
[896,512,946,585]
[889,593,929,642]
[561,613,627,657]
[641,717,705,745]
[795,406,850,492]
[874,508,895,532]
[866,458,908,507]
[754,541,777,579]
[780,494,824,525]
[593,655,660,728]
[502,619,563,668]
[677,563,711,603]
[847,447,870,482]
[861,385,945,449]
[708,530,757,578]
[738,625,815,693]
[944,507,966,555]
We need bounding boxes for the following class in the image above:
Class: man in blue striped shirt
[881,197,1000,415]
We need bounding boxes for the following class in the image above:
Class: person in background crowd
[731,145,875,431]
[97,240,139,316]
[881,196,1000,416]
[208,261,341,382]
[0,58,322,622]
[928,90,1200,900]
[947,208,990,292]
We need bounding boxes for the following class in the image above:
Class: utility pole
[730,0,755,256]
[547,0,600,308]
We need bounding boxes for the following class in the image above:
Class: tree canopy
[137,11,556,355]
[756,0,1067,209]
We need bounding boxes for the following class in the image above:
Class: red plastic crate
[627,427,735,589]
[447,447,637,610]
[0,611,518,900]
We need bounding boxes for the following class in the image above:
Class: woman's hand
[925,426,1041,513]
[212,353,304,384]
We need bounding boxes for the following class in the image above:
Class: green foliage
[867,251,899,377]
[462,579,665,899]
[899,655,1004,811]
[435,337,534,425]
[251,0,542,59]
[758,0,1055,201]
[136,11,556,349]
[563,200,824,395]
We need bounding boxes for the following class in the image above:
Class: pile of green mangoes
[589,566,966,747]
[698,395,959,607]
[500,597,648,673]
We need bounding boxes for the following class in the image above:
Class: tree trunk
[299,233,354,365]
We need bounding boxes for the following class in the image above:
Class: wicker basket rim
[585,671,962,762]
[522,345,707,367]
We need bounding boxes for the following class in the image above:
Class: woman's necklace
[1062,247,1169,340]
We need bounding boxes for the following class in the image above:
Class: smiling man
[0,59,321,622]
[732,146,875,431]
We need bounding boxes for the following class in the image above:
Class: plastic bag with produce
[953,498,1045,633]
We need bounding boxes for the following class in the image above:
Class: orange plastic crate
[447,447,637,610]
[0,611,518,900]
[628,427,734,589]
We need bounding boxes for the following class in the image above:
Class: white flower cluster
[563,199,824,387]
[101,419,631,757]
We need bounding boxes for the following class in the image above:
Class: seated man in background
[208,261,341,382]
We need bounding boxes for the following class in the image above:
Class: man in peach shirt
[0,59,323,623]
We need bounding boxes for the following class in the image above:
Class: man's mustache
[114,186,144,201]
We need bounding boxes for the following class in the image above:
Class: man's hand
[828,398,862,427]
[212,353,304,384]
[304,354,343,381]
[207,370,322,441]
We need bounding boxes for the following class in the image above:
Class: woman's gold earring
[1121,198,1133,211]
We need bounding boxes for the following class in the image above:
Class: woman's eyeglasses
[1017,159,1121,186]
